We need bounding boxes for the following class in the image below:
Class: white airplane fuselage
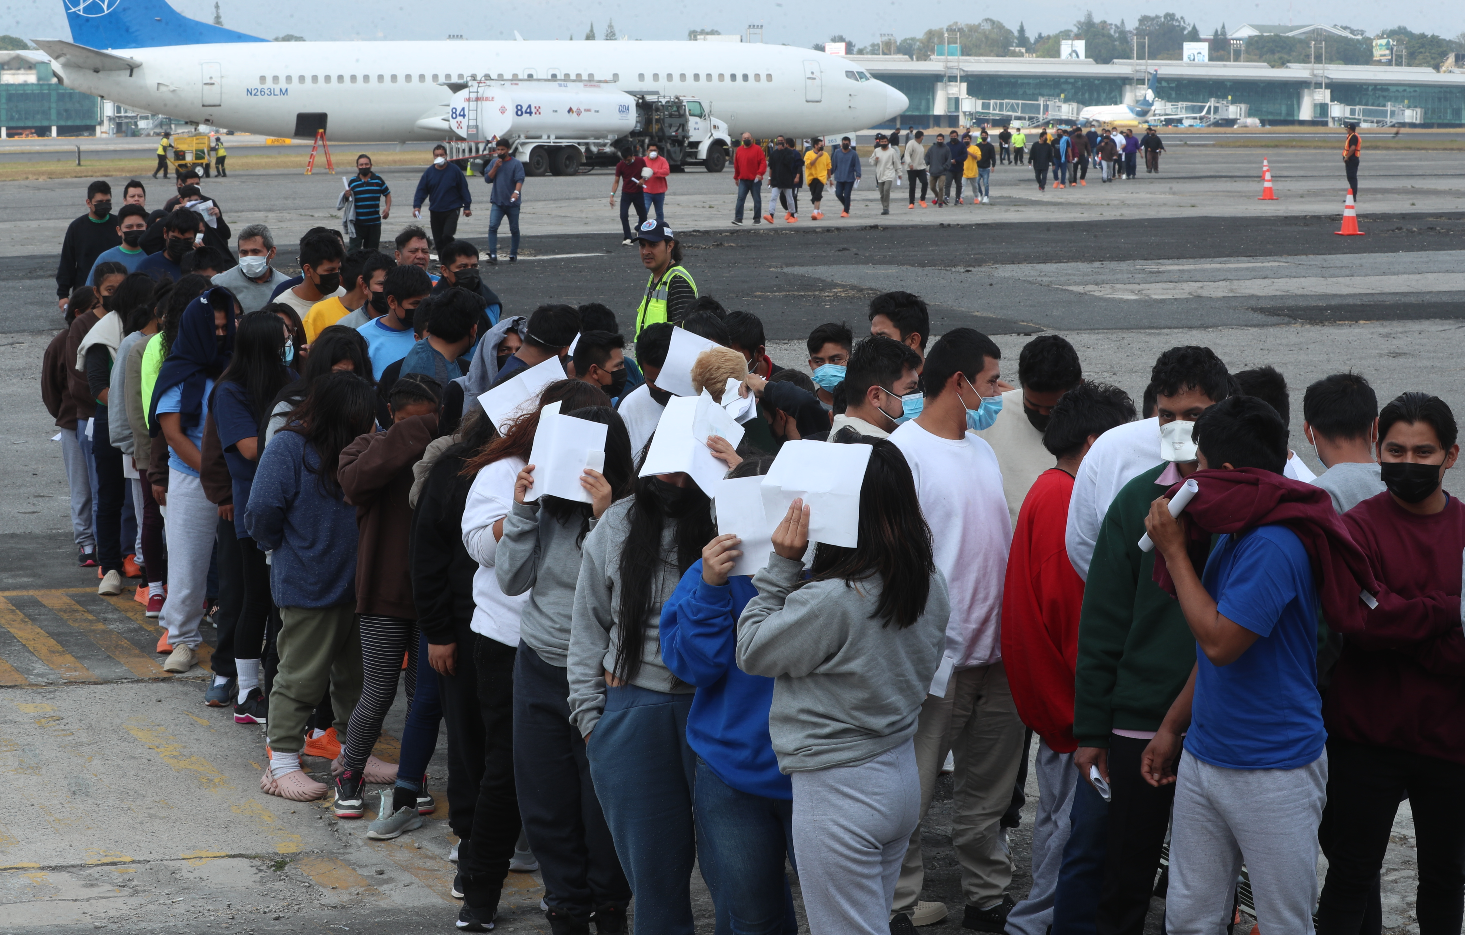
[48,40,908,141]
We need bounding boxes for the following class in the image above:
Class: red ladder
[305,129,335,175]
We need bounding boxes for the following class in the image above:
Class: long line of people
[42,193,1461,935]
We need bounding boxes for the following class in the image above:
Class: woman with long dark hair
[211,310,294,722]
[264,322,371,445]
[104,274,156,598]
[495,400,635,934]
[245,371,375,802]
[452,378,612,931]
[736,439,951,935]
[118,280,170,616]
[566,424,738,935]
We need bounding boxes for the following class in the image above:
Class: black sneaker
[962,895,1015,932]
[456,905,496,931]
[547,909,591,935]
[890,913,916,935]
[591,904,626,934]
[79,549,97,568]
[451,871,464,899]
[333,769,365,819]
[416,790,436,815]
[234,688,268,725]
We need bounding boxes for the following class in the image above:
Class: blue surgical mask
[897,392,923,424]
[282,339,295,365]
[811,363,846,391]
[962,378,1003,432]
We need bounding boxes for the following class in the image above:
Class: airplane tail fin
[59,0,266,50]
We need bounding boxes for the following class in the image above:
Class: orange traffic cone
[1257,158,1278,200]
[1335,189,1365,236]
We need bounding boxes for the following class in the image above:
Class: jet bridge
[1149,99,1250,127]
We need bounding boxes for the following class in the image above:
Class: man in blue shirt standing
[828,136,862,218]
[485,139,525,264]
[347,154,391,251]
[1140,396,1329,935]
[412,144,472,253]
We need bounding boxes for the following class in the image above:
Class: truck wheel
[703,145,727,173]
[551,146,583,176]
[526,146,550,177]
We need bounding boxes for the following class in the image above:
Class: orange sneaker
[840,211,849,218]
[762,213,774,224]
[920,200,928,207]
[785,214,797,223]
[133,584,148,605]
[304,727,342,760]
[1055,183,1065,189]
[156,630,172,654]
[811,211,823,220]
[1080,180,1087,186]
[123,553,142,579]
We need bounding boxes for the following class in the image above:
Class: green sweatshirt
[1073,464,1209,748]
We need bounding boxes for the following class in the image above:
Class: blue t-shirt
[136,251,183,283]
[347,173,391,223]
[87,245,147,285]
[1186,525,1325,771]
[488,157,526,207]
[155,377,214,478]
[213,381,262,538]
[358,317,416,381]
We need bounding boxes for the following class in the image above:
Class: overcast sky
[5,0,1461,47]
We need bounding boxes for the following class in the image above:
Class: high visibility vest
[157,139,168,156]
[635,265,697,335]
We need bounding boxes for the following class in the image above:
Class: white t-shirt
[975,387,1053,527]
[461,456,530,647]
[273,284,345,322]
[1065,416,1161,581]
[617,383,666,461]
[890,420,1011,669]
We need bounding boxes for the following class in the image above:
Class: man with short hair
[570,331,627,399]
[358,265,434,381]
[731,132,767,226]
[400,286,480,387]
[484,140,526,264]
[975,131,997,205]
[413,144,472,251]
[830,335,921,439]
[303,249,374,341]
[904,130,929,208]
[489,303,578,388]
[1141,127,1164,174]
[211,224,291,314]
[347,154,391,251]
[334,253,398,332]
[86,204,151,283]
[868,291,930,363]
[870,133,901,216]
[153,133,171,179]
[57,180,121,309]
[394,226,435,277]
[977,334,1084,525]
[275,230,347,322]
[927,133,951,207]
[1011,127,1027,167]
[123,179,146,209]
[804,322,852,410]
[434,239,503,324]
[890,328,1023,932]
[136,207,202,282]
[618,322,674,456]
[765,136,803,224]
[804,137,831,220]
[1302,372,1384,514]
[997,127,1012,165]
[724,310,782,380]
[829,135,861,217]
[1234,366,1315,482]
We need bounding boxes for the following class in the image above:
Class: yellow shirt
[804,149,831,185]
[964,146,980,178]
[302,295,353,342]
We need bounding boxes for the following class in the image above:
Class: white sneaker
[620,238,632,245]
[448,842,459,863]
[163,643,198,674]
[98,569,124,596]
[909,901,949,926]
[941,750,955,774]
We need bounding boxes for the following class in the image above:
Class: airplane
[31,0,909,143]
[1078,69,1160,126]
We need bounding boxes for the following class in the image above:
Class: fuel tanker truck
[419,79,731,176]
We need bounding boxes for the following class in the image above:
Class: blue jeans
[976,167,991,200]
[643,192,666,223]
[734,179,762,222]
[834,180,855,212]
[586,684,696,935]
[694,759,797,935]
[1050,775,1109,935]
[1058,162,1069,185]
[396,630,442,791]
[488,202,520,259]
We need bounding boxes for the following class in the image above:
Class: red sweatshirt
[733,143,767,181]
[1333,492,1465,765]
[1001,469,1085,753]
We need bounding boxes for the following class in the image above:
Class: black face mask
[101,294,114,312]
[498,151,510,160]
[369,291,390,315]
[1024,402,1050,433]
[164,237,193,261]
[608,367,628,399]
[92,200,112,217]
[358,166,372,176]
[1380,461,1443,504]
[314,272,342,294]
[651,477,699,516]
[215,334,228,355]
[453,270,482,293]
[742,138,752,147]
[122,229,143,248]
[647,384,674,407]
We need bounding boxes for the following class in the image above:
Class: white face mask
[238,255,270,278]
[1159,420,1199,463]
[433,156,447,166]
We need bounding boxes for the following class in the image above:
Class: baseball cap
[635,219,675,243]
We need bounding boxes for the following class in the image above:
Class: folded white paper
[191,200,218,228]
[656,327,722,398]
[639,392,746,496]
[760,440,872,548]
[715,476,777,577]
[476,356,566,431]
[524,401,608,504]
[1138,478,1199,552]
[722,378,757,424]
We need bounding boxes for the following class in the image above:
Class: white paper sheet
[715,476,777,578]
[655,327,722,398]
[1138,478,1199,552]
[191,199,219,228]
[476,356,567,431]
[639,392,747,496]
[523,401,608,504]
[760,439,872,548]
[722,378,757,424]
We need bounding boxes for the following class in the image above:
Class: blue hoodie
[660,560,792,800]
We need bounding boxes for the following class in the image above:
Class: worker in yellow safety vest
[633,219,698,336]
[153,133,171,179]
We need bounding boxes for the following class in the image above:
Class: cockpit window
[857,71,872,81]
[845,70,858,80]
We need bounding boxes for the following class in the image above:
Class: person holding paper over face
[495,398,636,934]
[566,442,739,935]
[736,439,950,935]
[888,328,1022,931]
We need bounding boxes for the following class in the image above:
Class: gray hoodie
[737,553,950,773]
[567,497,694,736]
[498,498,596,667]
[458,315,529,403]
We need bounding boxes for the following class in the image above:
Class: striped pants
[341,614,418,773]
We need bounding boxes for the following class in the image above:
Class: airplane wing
[30,39,143,74]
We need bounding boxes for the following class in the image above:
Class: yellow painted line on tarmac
[0,653,29,686]
[123,718,229,791]
[229,799,303,855]
[33,593,170,680]
[294,855,384,896]
[0,597,94,681]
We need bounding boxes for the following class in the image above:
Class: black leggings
[342,615,418,772]
[236,535,270,661]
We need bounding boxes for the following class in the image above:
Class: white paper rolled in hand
[1138,478,1199,552]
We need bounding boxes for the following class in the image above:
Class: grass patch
[0,149,443,182]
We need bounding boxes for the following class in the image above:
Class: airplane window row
[262,72,621,85]
[636,72,772,83]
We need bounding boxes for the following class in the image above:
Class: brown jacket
[63,313,100,423]
[339,413,438,619]
[200,413,233,506]
[42,329,76,429]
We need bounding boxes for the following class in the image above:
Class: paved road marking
[0,596,95,681]
[1057,273,1465,300]
[32,593,169,680]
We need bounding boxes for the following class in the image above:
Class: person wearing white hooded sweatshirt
[904,130,929,208]
[870,135,902,216]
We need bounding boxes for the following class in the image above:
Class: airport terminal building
[851,56,1465,126]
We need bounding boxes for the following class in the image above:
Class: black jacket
[1029,141,1055,168]
[409,443,479,643]
[769,147,804,188]
[56,213,121,298]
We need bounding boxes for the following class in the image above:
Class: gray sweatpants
[1166,752,1328,935]
[160,469,216,649]
[61,426,95,551]
[1006,742,1079,935]
[792,740,921,935]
